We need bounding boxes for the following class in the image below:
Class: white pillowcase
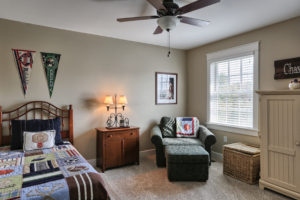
[23,130,56,151]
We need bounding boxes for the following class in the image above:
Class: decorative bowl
[289,81,300,90]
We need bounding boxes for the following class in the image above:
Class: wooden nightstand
[96,127,139,172]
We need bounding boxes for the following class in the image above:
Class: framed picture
[155,72,178,104]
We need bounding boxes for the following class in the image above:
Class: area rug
[97,152,291,200]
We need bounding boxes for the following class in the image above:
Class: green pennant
[41,52,61,97]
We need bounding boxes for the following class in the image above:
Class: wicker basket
[223,143,260,184]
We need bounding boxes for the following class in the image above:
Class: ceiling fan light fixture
[157,16,179,31]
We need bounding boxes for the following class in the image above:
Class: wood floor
[96,152,293,200]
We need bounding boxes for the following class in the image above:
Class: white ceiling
[0,0,299,50]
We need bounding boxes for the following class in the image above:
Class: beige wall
[0,19,187,159]
[1,16,299,158]
[187,17,300,154]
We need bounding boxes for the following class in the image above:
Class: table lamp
[105,94,129,128]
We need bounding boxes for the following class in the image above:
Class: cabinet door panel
[105,134,122,168]
[123,137,138,164]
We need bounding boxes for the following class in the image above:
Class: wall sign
[12,49,36,95]
[274,57,300,79]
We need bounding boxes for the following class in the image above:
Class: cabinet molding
[257,91,300,199]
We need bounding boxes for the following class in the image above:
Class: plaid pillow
[176,117,199,138]
[160,117,176,138]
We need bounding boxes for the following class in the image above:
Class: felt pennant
[41,52,61,97]
[12,49,36,95]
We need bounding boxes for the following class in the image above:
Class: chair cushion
[166,145,209,164]
[160,117,176,138]
[163,138,204,147]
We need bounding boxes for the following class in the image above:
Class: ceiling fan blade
[179,16,210,27]
[146,0,167,11]
[176,0,220,15]
[117,16,159,22]
[153,26,163,34]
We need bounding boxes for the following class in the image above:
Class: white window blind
[209,54,254,129]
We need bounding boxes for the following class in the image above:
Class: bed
[0,101,110,200]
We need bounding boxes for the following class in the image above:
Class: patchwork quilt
[0,143,110,200]
[176,117,199,138]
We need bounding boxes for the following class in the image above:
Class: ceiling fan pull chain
[168,29,171,57]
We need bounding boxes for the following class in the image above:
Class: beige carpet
[96,152,292,200]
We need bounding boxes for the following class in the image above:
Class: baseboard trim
[140,149,155,156]
[212,151,223,162]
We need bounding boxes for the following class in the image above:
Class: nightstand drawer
[105,130,137,138]
[105,133,120,139]
[123,130,137,138]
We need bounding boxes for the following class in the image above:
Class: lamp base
[106,126,130,129]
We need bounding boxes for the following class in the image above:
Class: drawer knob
[296,141,300,146]
[107,135,113,138]
[130,133,134,135]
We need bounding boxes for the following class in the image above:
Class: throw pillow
[176,117,199,138]
[11,117,63,150]
[160,117,176,138]
[23,130,56,151]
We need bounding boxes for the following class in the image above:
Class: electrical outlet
[224,136,228,143]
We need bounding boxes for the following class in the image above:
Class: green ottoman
[166,145,209,181]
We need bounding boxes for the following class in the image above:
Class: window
[207,42,259,136]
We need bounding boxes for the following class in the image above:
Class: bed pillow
[160,117,176,138]
[176,117,199,138]
[11,119,41,150]
[10,117,63,150]
[23,130,56,151]
[40,117,63,145]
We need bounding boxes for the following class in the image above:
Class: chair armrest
[150,125,163,146]
[198,125,216,147]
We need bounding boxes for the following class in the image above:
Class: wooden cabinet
[96,127,139,172]
[257,91,300,199]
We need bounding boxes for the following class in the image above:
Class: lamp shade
[104,96,113,105]
[119,95,128,105]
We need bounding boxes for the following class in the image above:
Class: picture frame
[155,72,178,105]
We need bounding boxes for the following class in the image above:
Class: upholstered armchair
[150,124,216,167]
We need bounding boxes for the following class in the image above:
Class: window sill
[206,122,258,136]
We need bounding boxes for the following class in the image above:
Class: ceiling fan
[117,0,220,34]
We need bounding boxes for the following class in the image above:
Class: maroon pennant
[12,49,36,95]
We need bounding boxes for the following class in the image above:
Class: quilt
[0,143,109,200]
[176,117,199,138]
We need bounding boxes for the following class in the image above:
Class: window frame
[206,42,260,136]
